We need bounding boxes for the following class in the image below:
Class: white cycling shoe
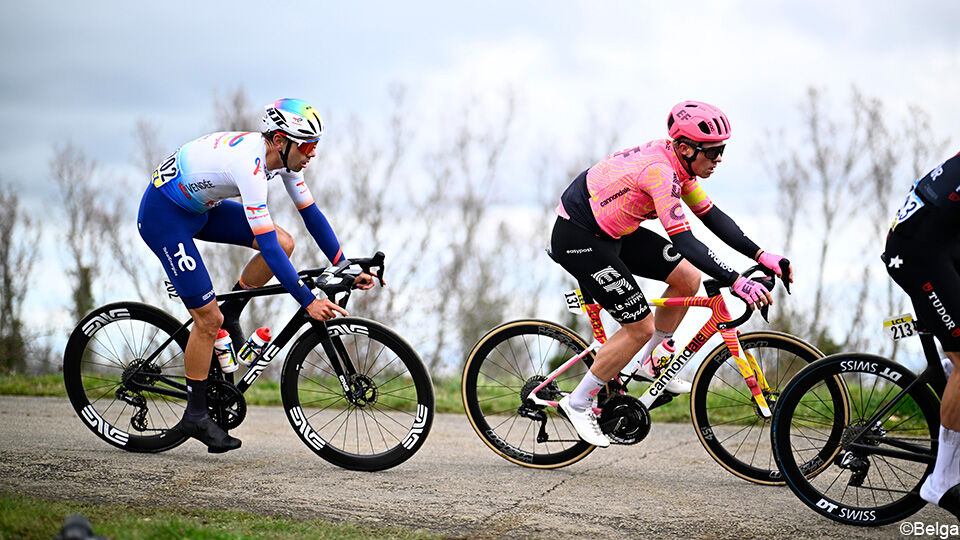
[622,358,692,394]
[559,395,610,447]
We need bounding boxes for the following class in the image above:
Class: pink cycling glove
[758,251,786,277]
[732,276,769,305]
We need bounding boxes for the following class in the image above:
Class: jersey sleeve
[235,164,316,308]
[645,165,692,236]
[697,205,762,259]
[281,173,344,264]
[680,178,714,216]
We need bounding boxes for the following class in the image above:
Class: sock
[623,329,674,375]
[920,425,960,504]
[641,329,673,365]
[568,370,607,412]
[184,377,209,423]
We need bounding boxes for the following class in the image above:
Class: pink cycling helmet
[667,101,731,142]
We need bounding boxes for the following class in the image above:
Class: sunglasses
[690,142,725,161]
[279,134,319,154]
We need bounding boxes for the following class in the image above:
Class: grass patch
[0,492,444,540]
[0,373,67,397]
[0,373,687,418]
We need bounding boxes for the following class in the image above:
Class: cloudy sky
[2,1,958,365]
[3,0,957,187]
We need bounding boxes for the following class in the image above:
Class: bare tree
[214,86,260,132]
[51,143,109,321]
[0,185,41,372]
[764,88,947,355]
[96,119,176,307]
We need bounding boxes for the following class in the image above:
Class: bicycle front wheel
[690,331,825,485]
[280,317,434,471]
[63,302,189,453]
[771,353,939,526]
[461,319,596,469]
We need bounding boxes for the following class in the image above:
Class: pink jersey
[558,139,714,238]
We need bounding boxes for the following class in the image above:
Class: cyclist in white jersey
[138,98,375,453]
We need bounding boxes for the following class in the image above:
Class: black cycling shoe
[174,416,241,454]
[938,484,960,521]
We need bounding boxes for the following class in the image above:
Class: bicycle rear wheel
[690,331,825,485]
[461,319,596,469]
[771,353,939,526]
[280,317,434,471]
[63,302,189,452]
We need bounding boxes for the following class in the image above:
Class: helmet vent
[698,121,712,135]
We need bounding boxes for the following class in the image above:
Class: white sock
[621,330,673,375]
[640,330,673,366]
[568,370,606,412]
[921,425,960,504]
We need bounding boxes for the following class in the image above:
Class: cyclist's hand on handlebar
[732,275,773,310]
[758,251,794,284]
[306,298,349,320]
[353,272,386,291]
[353,272,378,290]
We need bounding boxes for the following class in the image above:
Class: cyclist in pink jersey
[551,101,794,446]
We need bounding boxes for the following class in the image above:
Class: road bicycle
[63,253,434,472]
[462,261,826,485]
[771,316,946,525]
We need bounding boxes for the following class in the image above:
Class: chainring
[597,394,651,445]
[206,380,247,430]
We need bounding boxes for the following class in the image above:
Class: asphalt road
[0,396,949,539]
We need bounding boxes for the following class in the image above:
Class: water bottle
[647,338,676,374]
[237,327,272,366]
[214,328,239,373]
[621,337,675,378]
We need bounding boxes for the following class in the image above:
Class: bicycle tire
[63,301,189,453]
[690,331,826,485]
[771,353,939,526]
[461,319,597,469]
[279,317,434,471]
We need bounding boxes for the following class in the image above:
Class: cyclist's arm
[647,167,738,285]
[696,205,762,260]
[236,173,316,308]
[670,231,739,285]
[281,174,345,264]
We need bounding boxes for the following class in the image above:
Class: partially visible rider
[550,101,793,447]
[882,151,960,519]
[137,98,374,453]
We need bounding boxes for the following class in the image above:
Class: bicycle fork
[724,330,772,418]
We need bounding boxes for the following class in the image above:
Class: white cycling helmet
[261,98,323,143]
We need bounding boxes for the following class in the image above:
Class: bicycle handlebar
[299,252,386,300]
[706,258,792,328]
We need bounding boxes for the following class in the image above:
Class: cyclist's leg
[620,229,698,364]
[550,217,653,409]
[885,228,960,513]
[137,187,240,452]
[196,200,295,346]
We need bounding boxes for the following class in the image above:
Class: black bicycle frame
[844,328,946,465]
[123,252,387,401]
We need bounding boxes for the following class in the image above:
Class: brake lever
[779,258,792,294]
